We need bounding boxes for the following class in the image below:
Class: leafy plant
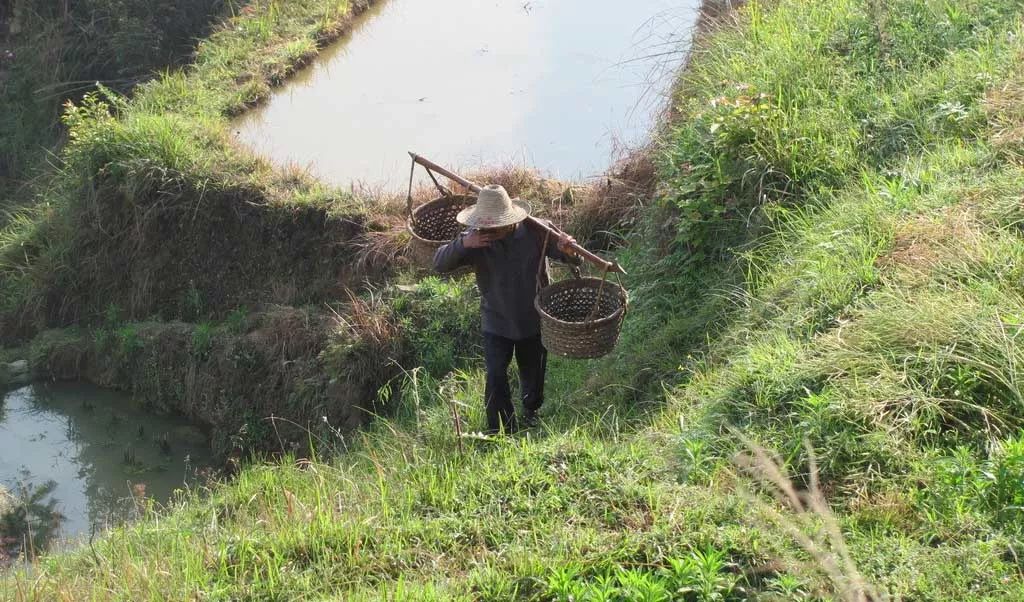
[546,563,583,601]
[0,475,65,562]
[191,322,214,358]
[616,568,670,602]
[224,307,249,335]
[986,435,1024,531]
[115,325,144,358]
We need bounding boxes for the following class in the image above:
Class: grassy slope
[0,0,406,453]
[0,0,604,454]
[0,0,375,340]
[0,0,231,215]
[5,0,1024,599]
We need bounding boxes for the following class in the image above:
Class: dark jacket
[433,222,578,340]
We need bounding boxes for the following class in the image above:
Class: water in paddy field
[234,0,701,190]
[0,383,214,552]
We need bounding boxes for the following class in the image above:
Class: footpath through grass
[5,0,1024,599]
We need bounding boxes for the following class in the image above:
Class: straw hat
[456,185,531,228]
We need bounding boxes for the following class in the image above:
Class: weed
[157,432,172,455]
[735,439,882,602]
[224,307,249,335]
[115,325,143,358]
[191,322,213,358]
[0,476,65,564]
[122,447,139,467]
[182,281,204,321]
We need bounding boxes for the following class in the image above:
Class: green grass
[5,0,1024,599]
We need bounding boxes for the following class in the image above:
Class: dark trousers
[483,332,547,433]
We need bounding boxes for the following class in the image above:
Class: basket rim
[408,194,476,244]
[412,194,476,215]
[534,276,628,328]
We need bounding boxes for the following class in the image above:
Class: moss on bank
[21,274,480,456]
[0,0,403,443]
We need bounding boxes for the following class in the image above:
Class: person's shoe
[522,410,540,429]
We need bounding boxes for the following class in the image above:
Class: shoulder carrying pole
[408,151,627,275]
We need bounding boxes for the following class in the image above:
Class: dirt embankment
[1,174,374,342]
[29,307,377,456]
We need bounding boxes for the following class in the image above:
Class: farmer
[434,184,580,434]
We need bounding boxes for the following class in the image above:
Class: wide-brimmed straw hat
[456,184,531,228]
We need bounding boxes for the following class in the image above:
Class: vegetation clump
[0,478,64,566]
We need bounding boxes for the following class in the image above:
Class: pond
[0,383,214,557]
[234,0,701,189]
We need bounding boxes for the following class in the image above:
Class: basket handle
[615,271,629,318]
[536,228,552,294]
[406,157,416,218]
[425,168,452,197]
[406,156,455,218]
[537,226,586,295]
[583,265,610,323]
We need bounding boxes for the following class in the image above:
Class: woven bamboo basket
[535,276,628,359]
[406,194,475,269]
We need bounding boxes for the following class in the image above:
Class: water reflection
[0,383,214,556]
[234,0,700,189]
[0,476,64,564]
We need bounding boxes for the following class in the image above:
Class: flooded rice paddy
[0,383,213,552]
[235,0,700,189]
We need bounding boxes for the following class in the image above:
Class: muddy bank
[27,307,388,456]
[0,359,29,389]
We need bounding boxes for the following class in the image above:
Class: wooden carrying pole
[408,152,627,274]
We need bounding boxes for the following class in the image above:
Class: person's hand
[556,232,578,256]
[463,228,505,249]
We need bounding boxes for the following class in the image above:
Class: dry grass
[352,214,411,276]
[389,159,656,268]
[735,438,885,602]
[461,163,564,207]
[984,50,1024,162]
[876,207,985,281]
[568,150,657,250]
[247,305,326,360]
[327,288,403,371]
[348,160,656,275]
